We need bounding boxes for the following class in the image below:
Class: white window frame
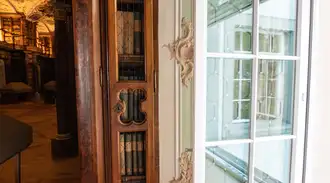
[193,0,311,183]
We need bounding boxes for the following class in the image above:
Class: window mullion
[249,0,260,183]
[239,60,243,119]
[193,0,207,183]
[290,0,311,182]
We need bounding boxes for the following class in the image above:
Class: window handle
[301,93,306,102]
[225,78,229,96]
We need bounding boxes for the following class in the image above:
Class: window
[233,31,293,126]
[194,0,309,183]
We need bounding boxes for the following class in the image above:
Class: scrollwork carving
[163,17,194,87]
[170,149,193,183]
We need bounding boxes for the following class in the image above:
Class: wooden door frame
[72,0,159,182]
[72,0,105,182]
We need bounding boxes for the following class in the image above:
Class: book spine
[128,90,134,121]
[133,90,138,120]
[125,133,133,176]
[132,132,138,175]
[120,133,126,175]
[117,11,124,54]
[123,12,134,54]
[137,132,145,175]
[134,12,142,55]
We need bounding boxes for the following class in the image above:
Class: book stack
[120,131,146,183]
[117,9,145,81]
[23,21,36,46]
[12,18,21,45]
[2,18,12,44]
[117,10,143,55]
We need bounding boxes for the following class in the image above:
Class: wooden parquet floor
[0,102,80,183]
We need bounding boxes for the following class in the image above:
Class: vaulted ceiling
[0,0,54,33]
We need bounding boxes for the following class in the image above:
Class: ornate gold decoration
[170,149,193,183]
[163,17,194,87]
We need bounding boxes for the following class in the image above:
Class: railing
[0,28,52,56]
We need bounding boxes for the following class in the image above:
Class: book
[125,133,133,175]
[117,11,125,54]
[123,11,134,54]
[120,133,126,175]
[132,133,138,174]
[134,12,142,54]
[137,132,145,175]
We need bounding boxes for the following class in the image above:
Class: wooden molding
[72,0,101,182]
[0,13,23,18]
[163,17,194,87]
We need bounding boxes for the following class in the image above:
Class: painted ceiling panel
[0,0,17,13]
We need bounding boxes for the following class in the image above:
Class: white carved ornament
[170,149,193,183]
[163,17,194,87]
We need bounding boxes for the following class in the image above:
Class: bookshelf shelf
[118,0,143,4]
[119,54,144,59]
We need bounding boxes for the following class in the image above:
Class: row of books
[119,89,146,123]
[118,68,145,81]
[120,132,146,178]
[117,10,144,55]
[2,18,21,44]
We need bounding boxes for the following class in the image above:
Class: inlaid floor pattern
[0,102,80,183]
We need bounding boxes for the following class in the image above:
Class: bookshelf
[1,17,22,45]
[24,21,37,47]
[2,18,13,43]
[106,0,157,182]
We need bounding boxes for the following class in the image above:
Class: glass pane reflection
[207,0,253,53]
[206,58,252,141]
[254,140,292,183]
[257,60,295,137]
[259,0,297,55]
[206,144,249,183]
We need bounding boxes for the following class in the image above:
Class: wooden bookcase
[0,16,36,46]
[106,0,158,182]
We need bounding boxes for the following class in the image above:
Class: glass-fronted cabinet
[106,0,157,183]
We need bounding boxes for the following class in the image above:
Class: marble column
[51,0,78,158]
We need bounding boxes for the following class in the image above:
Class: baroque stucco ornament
[170,149,193,183]
[163,17,194,87]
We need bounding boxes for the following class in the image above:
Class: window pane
[207,0,252,53]
[206,144,249,183]
[259,33,269,53]
[259,0,297,55]
[256,60,295,137]
[242,32,252,51]
[206,58,252,141]
[254,140,292,183]
[235,32,241,51]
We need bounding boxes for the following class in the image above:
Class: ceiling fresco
[0,0,54,33]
